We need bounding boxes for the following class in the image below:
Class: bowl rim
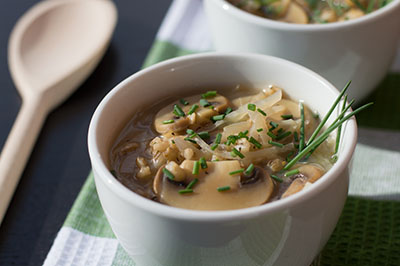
[88,52,358,222]
[207,0,400,32]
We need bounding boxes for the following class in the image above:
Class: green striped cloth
[43,1,400,265]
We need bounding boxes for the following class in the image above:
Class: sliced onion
[216,89,282,128]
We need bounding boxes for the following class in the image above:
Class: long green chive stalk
[307,81,350,145]
[299,102,305,152]
[284,102,373,170]
[304,97,354,160]
[335,95,348,154]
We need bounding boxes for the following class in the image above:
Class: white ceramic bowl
[204,0,400,101]
[88,53,357,266]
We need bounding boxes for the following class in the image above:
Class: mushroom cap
[278,1,309,24]
[153,160,274,210]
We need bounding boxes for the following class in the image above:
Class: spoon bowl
[0,0,117,225]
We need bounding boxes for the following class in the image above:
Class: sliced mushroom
[298,164,324,183]
[267,0,291,18]
[338,8,365,21]
[281,177,307,198]
[278,2,309,24]
[319,8,338,23]
[153,160,274,210]
[154,94,230,134]
[281,164,325,198]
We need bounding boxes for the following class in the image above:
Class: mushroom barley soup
[110,85,342,211]
[227,0,393,24]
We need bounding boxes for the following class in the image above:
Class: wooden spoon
[0,0,117,225]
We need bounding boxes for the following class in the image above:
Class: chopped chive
[212,114,225,121]
[257,128,263,132]
[231,148,245,158]
[229,169,244,175]
[249,137,262,149]
[178,189,193,194]
[217,186,231,192]
[277,128,284,134]
[284,101,373,170]
[173,104,185,117]
[248,103,256,111]
[225,107,233,115]
[307,81,351,146]
[257,108,267,116]
[268,140,284,148]
[192,161,200,175]
[171,140,175,144]
[184,137,197,144]
[238,130,249,139]
[163,168,175,180]
[276,131,292,141]
[211,133,222,150]
[284,169,300,177]
[267,131,277,139]
[281,114,293,119]
[215,133,222,144]
[180,98,189,106]
[244,164,255,176]
[199,99,210,107]
[351,0,367,12]
[271,174,283,183]
[293,131,299,142]
[198,131,210,140]
[162,119,174,124]
[199,157,208,169]
[186,178,199,189]
[188,104,199,115]
[269,121,279,130]
[186,129,195,135]
[202,91,217,98]
[299,102,305,152]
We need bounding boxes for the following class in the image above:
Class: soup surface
[110,85,335,210]
[227,0,393,24]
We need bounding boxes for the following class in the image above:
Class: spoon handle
[0,97,48,225]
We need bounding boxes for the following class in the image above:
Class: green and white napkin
[43,0,400,265]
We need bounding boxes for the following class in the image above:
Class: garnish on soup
[227,0,393,24]
[110,82,371,210]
